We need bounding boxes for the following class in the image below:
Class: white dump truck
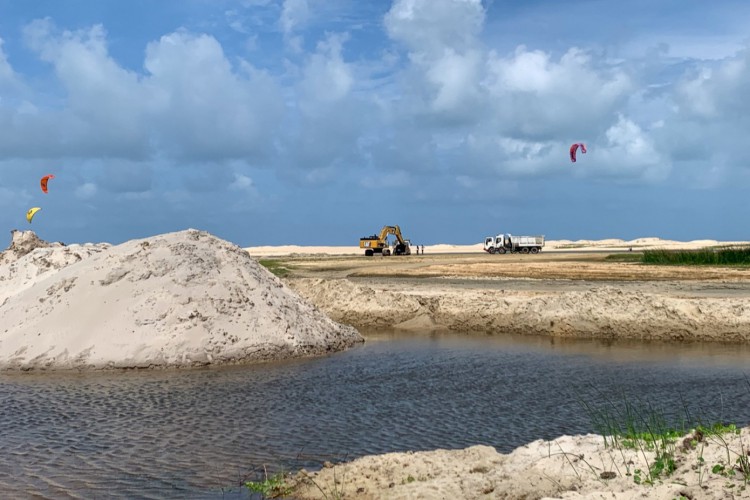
[483,233,545,254]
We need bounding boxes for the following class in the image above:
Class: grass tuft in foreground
[580,389,750,488]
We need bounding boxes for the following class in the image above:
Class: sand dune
[245,237,750,256]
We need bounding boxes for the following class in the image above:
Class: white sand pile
[291,426,750,499]
[289,278,750,342]
[0,229,362,370]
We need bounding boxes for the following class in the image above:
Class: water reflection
[0,331,748,498]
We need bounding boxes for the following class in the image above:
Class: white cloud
[143,31,284,160]
[0,38,17,85]
[6,20,284,163]
[278,32,368,177]
[483,47,633,140]
[280,0,310,36]
[22,20,149,157]
[384,0,484,55]
[230,173,254,190]
[299,33,353,104]
[75,182,98,199]
[676,48,750,119]
[588,115,669,182]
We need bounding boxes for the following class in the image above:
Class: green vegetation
[603,246,750,266]
[245,470,293,498]
[258,259,294,278]
[580,392,750,489]
[641,246,750,266]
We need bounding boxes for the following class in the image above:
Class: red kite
[41,174,55,194]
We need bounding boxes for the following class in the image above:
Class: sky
[1,0,750,246]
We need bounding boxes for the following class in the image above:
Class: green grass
[579,388,750,488]
[641,246,750,266]
[258,259,294,278]
[603,246,750,266]
[245,470,293,498]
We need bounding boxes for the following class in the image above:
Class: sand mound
[291,427,750,499]
[0,229,65,264]
[0,230,362,370]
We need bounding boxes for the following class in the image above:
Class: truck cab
[483,233,544,254]
[484,235,507,254]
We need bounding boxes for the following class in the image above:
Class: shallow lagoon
[1,332,749,499]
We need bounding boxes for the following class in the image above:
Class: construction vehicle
[360,225,412,256]
[483,233,545,254]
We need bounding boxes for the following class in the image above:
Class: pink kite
[569,143,587,163]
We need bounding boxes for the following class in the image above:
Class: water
[1,332,749,499]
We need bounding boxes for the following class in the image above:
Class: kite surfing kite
[26,207,41,223]
[569,143,587,163]
[40,174,55,194]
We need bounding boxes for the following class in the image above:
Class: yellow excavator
[359,225,412,256]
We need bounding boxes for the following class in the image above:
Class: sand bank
[290,427,750,499]
[289,278,750,342]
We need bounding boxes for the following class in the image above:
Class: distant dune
[244,237,750,257]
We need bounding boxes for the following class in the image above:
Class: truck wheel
[498,248,506,254]
[365,249,374,256]
[530,247,539,254]
[488,247,496,254]
[522,247,530,254]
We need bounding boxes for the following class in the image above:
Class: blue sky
[1,0,750,246]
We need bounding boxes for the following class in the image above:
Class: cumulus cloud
[483,47,633,140]
[590,115,669,181]
[143,31,283,161]
[676,48,750,120]
[4,20,284,163]
[280,0,310,36]
[279,32,370,179]
[23,19,149,158]
[384,0,484,55]
[383,0,486,123]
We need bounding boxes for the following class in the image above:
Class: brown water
[1,332,749,499]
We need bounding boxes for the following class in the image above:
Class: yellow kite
[26,207,41,223]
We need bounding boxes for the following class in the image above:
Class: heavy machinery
[484,233,545,254]
[360,225,412,256]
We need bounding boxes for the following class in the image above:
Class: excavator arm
[377,225,406,245]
